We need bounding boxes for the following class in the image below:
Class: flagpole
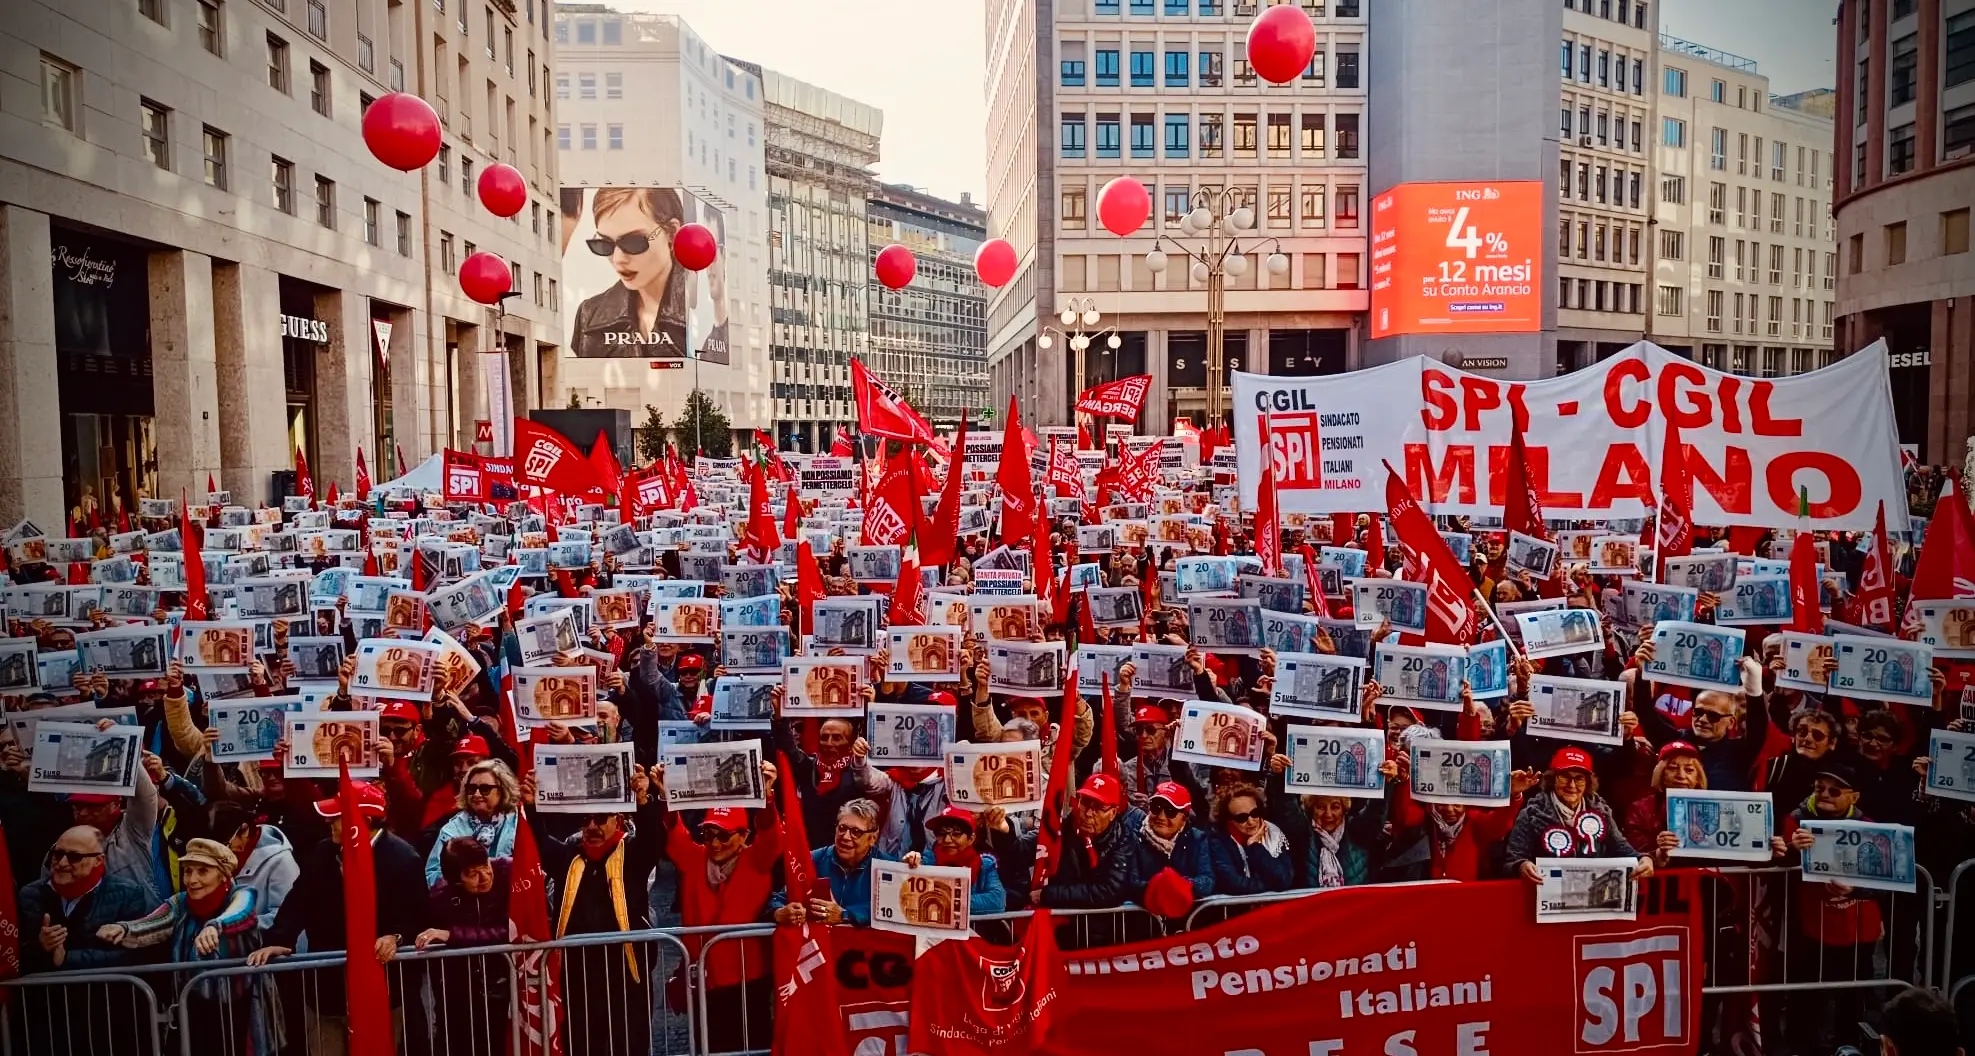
[1471,586,1530,665]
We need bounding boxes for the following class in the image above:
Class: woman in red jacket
[1386,693,1539,881]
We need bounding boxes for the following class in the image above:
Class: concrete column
[212,263,290,494]
[149,249,223,502]
[0,205,64,530]
[388,305,422,465]
[454,322,485,453]
[1865,0,1888,190]
[1837,6,1858,195]
[1145,328,1169,431]
[1917,0,1942,173]
[1936,298,1974,465]
[315,289,374,495]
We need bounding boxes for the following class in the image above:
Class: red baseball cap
[1149,781,1193,812]
[1008,696,1047,712]
[925,690,959,710]
[1550,746,1596,774]
[699,807,751,833]
[1131,704,1168,726]
[677,654,706,674]
[314,781,388,818]
[68,793,122,805]
[376,701,421,724]
[451,735,490,759]
[1077,772,1124,809]
[1657,740,1701,761]
[929,806,977,832]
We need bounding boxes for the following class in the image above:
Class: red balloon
[361,92,442,171]
[1096,177,1151,237]
[674,223,718,272]
[875,244,917,290]
[476,163,527,217]
[459,252,512,305]
[974,238,1018,288]
[1246,4,1318,85]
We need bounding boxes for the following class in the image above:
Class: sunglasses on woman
[1224,810,1261,825]
[586,230,663,256]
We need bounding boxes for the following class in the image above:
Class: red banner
[1037,877,1703,1056]
[1074,374,1152,421]
[513,419,606,496]
[444,450,484,503]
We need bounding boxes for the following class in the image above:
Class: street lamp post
[1036,297,1120,420]
[1142,190,1289,429]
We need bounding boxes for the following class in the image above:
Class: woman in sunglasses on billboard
[569,186,691,360]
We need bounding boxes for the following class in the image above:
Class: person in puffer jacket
[1505,746,1653,882]
[210,800,298,930]
[1121,782,1214,917]
[417,838,512,1056]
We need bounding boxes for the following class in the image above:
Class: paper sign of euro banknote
[1914,600,1975,659]
[1799,818,1917,893]
[1644,622,1746,693]
[1534,858,1638,923]
[870,861,971,939]
[944,741,1043,811]
[1925,729,1975,804]
[1514,608,1605,660]
[1171,700,1267,771]
[1830,635,1934,706]
[1778,633,1833,693]
[1284,726,1385,799]
[1373,642,1467,712]
[1408,739,1512,807]
[1713,575,1792,626]
[1353,579,1428,634]
[1664,789,1775,862]
[1271,653,1364,720]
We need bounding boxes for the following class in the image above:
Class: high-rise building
[727,60,882,453]
[1555,0,1657,369]
[985,0,1370,429]
[866,185,990,429]
[1651,40,1837,381]
[552,5,771,443]
[1833,0,1975,459]
[1,0,562,531]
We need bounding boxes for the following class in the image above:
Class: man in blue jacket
[18,826,159,1056]
[1122,781,1214,912]
[771,797,896,926]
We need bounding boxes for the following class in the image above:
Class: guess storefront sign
[281,314,329,343]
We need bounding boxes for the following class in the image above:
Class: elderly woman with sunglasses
[1207,782,1297,895]
[1121,782,1215,917]
[422,758,520,888]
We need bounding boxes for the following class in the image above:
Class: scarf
[886,767,939,791]
[187,883,233,921]
[705,853,741,888]
[1313,824,1346,889]
[933,845,983,883]
[558,834,638,980]
[1231,821,1288,877]
[579,829,626,862]
[50,865,104,903]
[1547,791,1585,825]
[1430,811,1468,861]
[1801,796,1862,820]
[814,749,854,795]
[1138,816,1177,858]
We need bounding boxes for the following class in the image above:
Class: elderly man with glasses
[1629,645,1772,792]
[772,798,896,927]
[17,826,154,1056]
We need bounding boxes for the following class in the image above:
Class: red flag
[1655,424,1694,563]
[180,490,209,621]
[355,447,372,500]
[744,467,781,560]
[1330,513,1356,549]
[324,481,339,508]
[994,396,1037,545]
[336,763,392,1056]
[588,431,623,498]
[784,489,802,541]
[513,419,608,495]
[1099,674,1119,779]
[1786,529,1824,634]
[1297,543,1332,620]
[1365,513,1385,574]
[1077,422,1094,451]
[395,444,408,477]
[830,431,854,457]
[1028,670,1080,896]
[1857,501,1896,630]
[1726,525,1766,556]
[907,910,1061,1056]
[1502,415,1548,541]
[116,502,130,535]
[206,472,216,495]
[891,557,925,626]
[861,452,917,548]
[796,542,827,633]
[0,820,20,994]
[410,542,429,594]
[1904,479,1975,633]
[1046,440,1083,500]
[921,415,969,568]
[770,744,854,1056]
[1113,437,1160,503]
[507,808,564,1056]
[1033,511,1055,613]
[851,358,938,444]
[1075,373,1153,421]
[1253,414,1282,577]
[295,447,315,501]
[1383,464,1477,645]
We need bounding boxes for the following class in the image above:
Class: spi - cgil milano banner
[1231,339,1907,531]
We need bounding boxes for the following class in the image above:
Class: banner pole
[1471,585,1530,666]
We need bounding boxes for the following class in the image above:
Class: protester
[1505,747,1653,881]
[1207,783,1295,894]
[1779,763,1886,1055]
[772,798,894,926]
[902,806,1007,916]
[422,757,520,886]
[418,837,512,1056]
[1122,781,1214,913]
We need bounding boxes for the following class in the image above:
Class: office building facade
[865,185,990,429]
[1833,0,1975,459]
[2,0,563,532]
[985,0,1371,429]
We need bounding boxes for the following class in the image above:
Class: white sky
[607,0,989,204]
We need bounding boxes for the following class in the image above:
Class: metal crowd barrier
[4,866,1962,1056]
[1944,860,1975,1029]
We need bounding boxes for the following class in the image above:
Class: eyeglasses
[1148,802,1186,818]
[466,783,501,795]
[836,824,877,838]
[583,814,618,826]
[586,230,662,256]
[932,827,971,840]
[1690,710,1734,725]
[700,827,745,841]
[1793,727,1832,742]
[1224,810,1261,824]
[50,850,104,865]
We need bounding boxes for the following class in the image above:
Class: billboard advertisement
[559,186,729,364]
[1369,180,1542,339]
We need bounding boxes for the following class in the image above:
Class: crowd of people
[2,444,1971,1056]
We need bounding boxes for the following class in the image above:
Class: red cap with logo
[451,735,491,759]
[1657,740,1700,761]
[377,701,422,724]
[699,807,751,833]
[925,690,959,710]
[1550,746,1596,774]
[929,806,978,832]
[677,654,706,674]
[1077,772,1124,808]
[314,780,388,818]
[1131,704,1169,726]
[1149,781,1193,812]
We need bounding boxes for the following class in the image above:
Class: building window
[271,156,295,213]
[1304,49,1324,83]
[1889,123,1916,174]
[1200,113,1222,156]
[139,0,165,25]
[1336,253,1360,288]
[196,0,223,53]
[1095,49,1120,86]
[1708,181,1725,224]
[1131,113,1155,157]
[266,34,288,92]
[1061,115,1086,157]
[363,197,380,244]
[1708,236,1724,278]
[440,231,455,273]
[136,98,171,169]
[1946,209,1971,255]
[1562,39,1573,79]
[1660,230,1683,260]
[307,60,330,116]
[1890,33,1918,105]
[1164,113,1189,157]
[1267,187,1292,227]
[1130,50,1154,87]
[1097,113,1121,157]
[1265,112,1291,153]
[1949,10,1975,88]
[1301,185,1326,226]
[460,156,472,195]
[1705,290,1723,332]
[1301,112,1325,155]
[605,72,622,99]
[1165,185,1191,225]
[607,123,623,149]
[1061,59,1085,86]
[306,0,326,39]
[1233,112,1256,157]
[1661,174,1684,204]
[601,17,621,44]
[1165,51,1188,86]
[201,126,228,188]
[1662,118,1684,147]
[556,124,570,150]
[314,175,334,227]
[1336,48,1358,88]
[396,210,412,255]
[556,73,569,98]
[580,123,596,150]
[1709,127,1726,170]
[579,73,595,99]
[1886,221,1907,265]
[1167,0,1189,12]
[1062,186,1086,228]
[1199,50,1223,86]
[1334,112,1358,158]
[1335,184,1359,228]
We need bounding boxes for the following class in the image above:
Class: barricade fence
[1,868,1956,1056]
